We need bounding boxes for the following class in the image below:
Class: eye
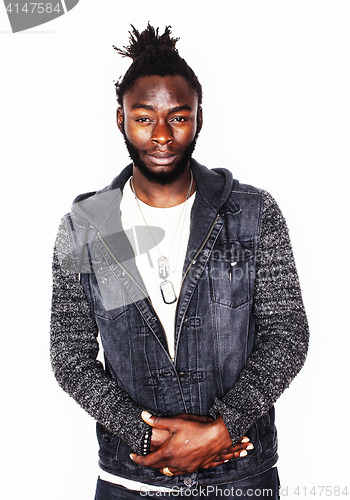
[170,116,187,123]
[135,117,152,123]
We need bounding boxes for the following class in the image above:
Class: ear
[196,107,203,134]
[116,107,124,133]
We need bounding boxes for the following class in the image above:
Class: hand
[131,411,253,476]
[201,436,253,469]
[150,413,212,451]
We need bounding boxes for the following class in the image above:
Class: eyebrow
[131,103,193,113]
[170,105,192,113]
[131,103,154,111]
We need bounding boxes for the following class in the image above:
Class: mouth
[146,153,178,166]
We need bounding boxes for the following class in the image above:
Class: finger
[228,443,254,460]
[214,441,249,456]
[240,436,250,443]
[232,441,254,452]
[215,441,251,459]
[232,448,253,459]
[130,452,166,469]
[213,452,234,462]
[161,467,175,477]
[161,468,186,477]
[201,461,224,469]
[217,446,235,455]
[202,447,252,470]
[150,428,171,450]
[214,443,254,462]
[177,414,212,423]
[130,444,176,469]
[141,411,176,430]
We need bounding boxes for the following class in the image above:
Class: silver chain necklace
[130,171,193,304]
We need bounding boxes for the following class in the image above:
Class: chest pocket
[208,240,255,309]
[88,266,129,321]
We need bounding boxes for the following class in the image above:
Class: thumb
[141,411,171,430]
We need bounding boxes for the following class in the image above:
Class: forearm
[209,191,309,444]
[50,220,150,455]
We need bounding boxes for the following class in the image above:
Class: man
[51,24,309,499]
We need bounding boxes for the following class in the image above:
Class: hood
[191,159,234,211]
[71,159,236,231]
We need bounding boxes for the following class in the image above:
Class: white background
[1,1,349,498]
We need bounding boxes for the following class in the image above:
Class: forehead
[123,75,198,110]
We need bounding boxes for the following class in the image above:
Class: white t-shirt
[120,177,195,359]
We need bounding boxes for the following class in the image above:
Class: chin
[135,160,188,186]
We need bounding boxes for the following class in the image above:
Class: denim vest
[69,160,278,488]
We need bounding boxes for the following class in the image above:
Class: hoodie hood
[71,159,237,234]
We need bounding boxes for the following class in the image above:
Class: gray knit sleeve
[50,217,150,455]
[209,191,309,444]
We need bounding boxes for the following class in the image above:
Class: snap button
[183,477,192,487]
[101,277,109,284]
[178,372,187,380]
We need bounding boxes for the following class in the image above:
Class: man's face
[117,75,202,185]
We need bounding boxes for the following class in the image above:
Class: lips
[146,153,178,166]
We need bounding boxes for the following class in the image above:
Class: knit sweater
[50,189,309,456]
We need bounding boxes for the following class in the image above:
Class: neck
[131,165,195,208]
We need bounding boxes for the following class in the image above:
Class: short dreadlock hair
[113,23,202,108]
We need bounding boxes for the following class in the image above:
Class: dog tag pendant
[158,256,169,279]
[160,280,177,304]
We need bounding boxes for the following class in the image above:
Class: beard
[121,127,198,186]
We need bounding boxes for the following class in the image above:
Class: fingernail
[241,437,250,443]
[246,444,254,450]
[129,454,135,461]
[142,411,152,420]
[240,450,247,457]
[224,459,230,463]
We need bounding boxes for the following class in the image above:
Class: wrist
[211,416,232,449]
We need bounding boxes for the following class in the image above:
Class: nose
[151,120,174,145]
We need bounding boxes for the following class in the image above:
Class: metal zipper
[180,213,220,288]
[173,213,221,362]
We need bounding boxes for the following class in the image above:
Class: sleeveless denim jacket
[67,159,278,488]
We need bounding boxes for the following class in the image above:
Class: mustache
[141,146,184,154]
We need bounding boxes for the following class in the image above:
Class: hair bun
[113,22,179,60]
